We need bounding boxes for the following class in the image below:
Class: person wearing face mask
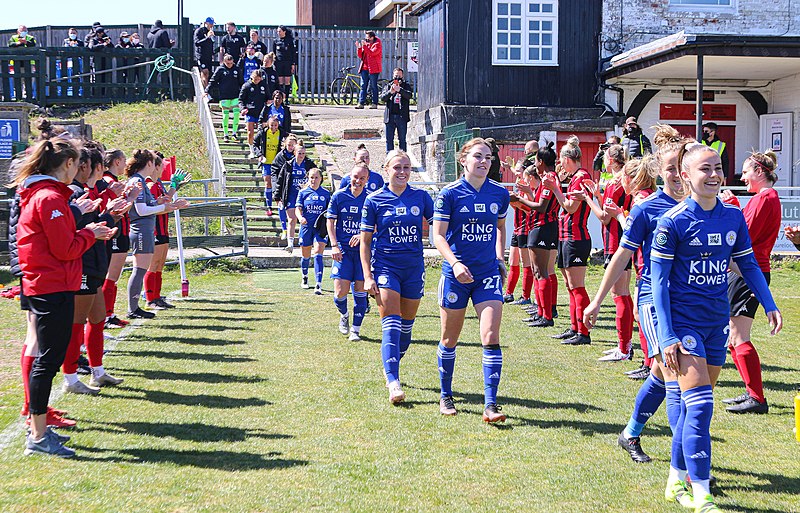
[238,44,262,79]
[220,22,246,64]
[8,25,36,48]
[621,117,652,159]
[63,28,84,47]
[701,122,730,183]
[380,67,412,152]
[128,33,144,49]
[62,28,84,98]
[89,27,113,96]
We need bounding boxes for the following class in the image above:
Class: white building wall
[601,0,800,57]
[770,73,800,187]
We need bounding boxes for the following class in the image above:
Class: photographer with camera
[380,68,412,152]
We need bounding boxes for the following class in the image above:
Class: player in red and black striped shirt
[101,149,133,329]
[145,153,177,310]
[584,144,635,361]
[505,170,535,305]
[542,136,592,345]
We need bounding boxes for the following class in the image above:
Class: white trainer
[598,349,633,362]
[63,380,100,396]
[388,382,405,404]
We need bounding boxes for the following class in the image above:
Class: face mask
[132,38,139,44]
[20,32,28,38]
[123,38,130,43]
[69,33,77,40]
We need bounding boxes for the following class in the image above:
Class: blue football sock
[682,385,714,482]
[482,344,503,408]
[264,187,273,208]
[624,374,666,438]
[437,343,456,398]
[665,380,682,434]
[279,207,287,231]
[352,291,367,331]
[333,296,348,316]
[670,392,688,473]
[300,257,310,277]
[314,254,324,285]
[381,315,402,383]
[399,318,414,359]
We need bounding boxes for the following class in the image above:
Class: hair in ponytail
[605,143,626,169]
[747,150,778,183]
[535,141,557,169]
[124,149,154,177]
[622,155,659,195]
[559,135,581,162]
[11,138,80,186]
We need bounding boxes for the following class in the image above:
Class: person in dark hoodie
[194,17,216,88]
[238,70,269,157]
[88,26,113,96]
[16,138,116,457]
[148,20,174,49]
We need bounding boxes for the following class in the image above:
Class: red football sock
[623,295,635,349]
[506,265,520,295]
[614,295,633,353]
[85,321,105,368]
[534,277,544,317]
[549,274,558,310]
[638,326,652,367]
[144,272,156,302]
[539,278,552,320]
[102,279,117,317]
[155,271,163,299]
[735,341,765,403]
[61,323,85,374]
[729,344,741,373]
[574,287,590,335]
[21,345,34,414]
[568,288,577,331]
[522,267,534,301]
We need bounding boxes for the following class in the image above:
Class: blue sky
[3,0,296,30]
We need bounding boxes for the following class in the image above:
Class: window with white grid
[493,1,558,66]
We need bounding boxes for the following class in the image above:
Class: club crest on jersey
[681,334,697,350]
[655,232,668,246]
[349,206,359,213]
[395,207,407,216]
[707,233,721,246]
[459,206,470,213]
[411,206,420,216]
[490,203,499,214]
[378,275,389,285]
[446,292,458,303]
[369,183,377,190]
[474,204,486,212]
[726,230,737,246]
[435,198,444,209]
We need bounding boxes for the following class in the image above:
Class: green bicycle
[330,65,389,105]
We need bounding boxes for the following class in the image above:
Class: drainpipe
[595,54,624,120]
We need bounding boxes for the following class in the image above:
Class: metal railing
[192,68,226,196]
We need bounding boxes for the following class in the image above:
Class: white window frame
[668,0,737,13]
[492,1,559,67]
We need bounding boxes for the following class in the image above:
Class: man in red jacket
[356,31,382,109]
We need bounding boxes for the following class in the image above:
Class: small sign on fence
[408,41,418,73]
[0,119,20,158]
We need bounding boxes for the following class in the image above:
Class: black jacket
[258,66,279,97]
[273,36,297,65]
[206,65,244,101]
[380,80,413,123]
[89,35,113,51]
[238,79,269,114]
[8,190,21,277]
[69,182,115,279]
[274,156,317,206]
[258,103,292,136]
[249,40,268,55]
[148,24,173,49]
[193,25,215,60]
[220,33,246,62]
[621,130,652,158]
[253,127,284,160]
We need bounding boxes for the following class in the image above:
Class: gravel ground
[297,104,423,185]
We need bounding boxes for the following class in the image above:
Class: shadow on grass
[168,314,270,323]
[114,368,267,384]
[75,447,308,470]
[114,387,271,408]
[184,298,274,306]
[97,421,293,443]
[112,350,256,363]
[406,386,605,413]
[360,338,485,349]
[716,379,798,393]
[713,466,800,505]
[178,306,273,315]
[759,364,798,373]
[126,335,246,346]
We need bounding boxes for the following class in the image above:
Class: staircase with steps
[209,103,322,246]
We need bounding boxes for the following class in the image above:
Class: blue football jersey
[297,186,331,226]
[290,160,307,193]
[269,104,285,125]
[326,187,368,252]
[433,178,510,278]
[340,170,385,194]
[360,185,434,258]
[651,198,754,328]
[619,189,678,300]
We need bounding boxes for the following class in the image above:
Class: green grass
[0,265,798,512]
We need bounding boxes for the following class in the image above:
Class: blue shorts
[331,249,364,282]
[299,223,326,246]
[373,257,425,300]
[262,164,272,177]
[286,188,299,209]
[437,269,504,310]
[246,114,259,123]
[672,322,729,367]
[637,301,660,358]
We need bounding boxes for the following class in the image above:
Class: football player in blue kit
[296,168,331,294]
[340,144,385,194]
[360,150,434,405]
[651,141,782,513]
[327,164,371,341]
[432,138,511,423]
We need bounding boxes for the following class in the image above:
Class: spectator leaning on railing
[8,25,36,48]
[63,28,84,47]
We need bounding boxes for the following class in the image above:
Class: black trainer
[156,297,175,309]
[626,365,650,380]
[552,306,559,318]
[562,333,591,345]
[552,328,576,340]
[726,396,768,414]
[522,315,542,323]
[722,392,750,405]
[77,355,91,375]
[528,317,555,328]
[618,431,651,463]
[127,307,156,320]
